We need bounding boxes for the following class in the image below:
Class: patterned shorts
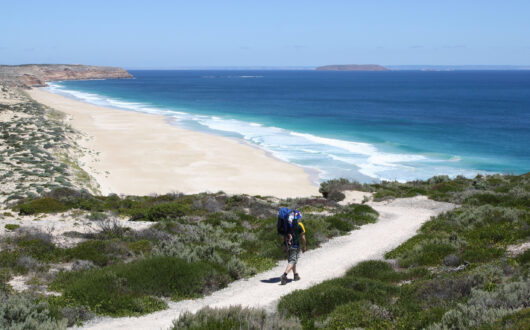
[287,247,301,265]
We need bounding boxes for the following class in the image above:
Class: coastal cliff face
[316,64,389,71]
[0,64,133,88]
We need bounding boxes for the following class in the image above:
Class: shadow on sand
[260,277,292,284]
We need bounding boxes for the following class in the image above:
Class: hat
[294,211,302,220]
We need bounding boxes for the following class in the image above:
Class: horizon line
[123,64,530,71]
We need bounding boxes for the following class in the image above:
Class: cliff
[316,64,389,71]
[0,64,133,88]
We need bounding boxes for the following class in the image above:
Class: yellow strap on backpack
[299,222,306,233]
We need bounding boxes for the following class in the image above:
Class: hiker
[277,208,306,285]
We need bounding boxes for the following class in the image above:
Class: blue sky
[2,0,530,68]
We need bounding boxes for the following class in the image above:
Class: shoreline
[27,88,319,198]
[45,80,324,185]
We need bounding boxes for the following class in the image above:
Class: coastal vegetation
[2,173,527,328]
[273,173,529,329]
[170,173,529,329]
[0,85,528,328]
[0,85,98,206]
[1,188,378,320]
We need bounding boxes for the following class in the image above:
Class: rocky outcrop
[0,64,133,88]
[316,64,389,71]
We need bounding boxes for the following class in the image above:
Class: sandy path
[80,195,455,330]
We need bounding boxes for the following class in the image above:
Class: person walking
[281,210,306,285]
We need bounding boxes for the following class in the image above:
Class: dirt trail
[81,195,455,330]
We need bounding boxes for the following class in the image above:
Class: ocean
[45,70,530,183]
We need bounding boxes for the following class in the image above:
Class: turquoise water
[46,70,530,183]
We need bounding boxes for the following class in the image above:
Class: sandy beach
[28,88,319,198]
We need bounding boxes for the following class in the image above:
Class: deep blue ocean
[46,70,530,183]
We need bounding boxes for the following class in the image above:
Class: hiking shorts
[287,247,301,265]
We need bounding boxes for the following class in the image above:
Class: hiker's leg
[284,263,293,274]
[292,264,297,274]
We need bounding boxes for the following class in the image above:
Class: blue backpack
[277,208,304,235]
[277,207,292,235]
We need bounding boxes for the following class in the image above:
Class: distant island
[0,64,133,88]
[316,64,389,71]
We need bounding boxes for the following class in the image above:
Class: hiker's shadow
[260,277,292,284]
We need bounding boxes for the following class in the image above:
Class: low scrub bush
[0,293,67,329]
[142,202,190,221]
[4,224,19,231]
[173,306,302,330]
[325,215,353,232]
[14,231,61,262]
[430,279,530,329]
[278,262,398,322]
[64,240,114,266]
[0,251,19,269]
[320,301,392,329]
[346,260,403,282]
[15,256,44,272]
[387,202,528,267]
[319,179,371,201]
[128,239,152,255]
[17,197,68,215]
[95,218,129,239]
[487,308,530,329]
[59,305,94,327]
[339,203,379,225]
[51,257,230,316]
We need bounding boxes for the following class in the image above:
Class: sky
[2,0,530,68]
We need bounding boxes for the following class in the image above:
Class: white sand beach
[28,88,319,198]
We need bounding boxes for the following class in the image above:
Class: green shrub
[0,251,19,269]
[326,215,353,232]
[128,240,152,255]
[172,306,302,330]
[516,249,530,264]
[387,202,528,267]
[327,190,345,202]
[17,197,69,215]
[15,235,61,262]
[52,257,230,316]
[319,179,370,200]
[58,305,94,327]
[486,308,530,330]
[322,301,392,329]
[65,240,114,266]
[278,276,396,321]
[339,204,379,226]
[241,255,276,273]
[346,260,402,282]
[278,282,360,320]
[146,202,190,221]
[429,280,530,329]
[398,241,457,267]
[385,234,428,259]
[4,224,20,231]
[0,294,67,330]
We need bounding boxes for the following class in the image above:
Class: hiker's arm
[301,233,306,252]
